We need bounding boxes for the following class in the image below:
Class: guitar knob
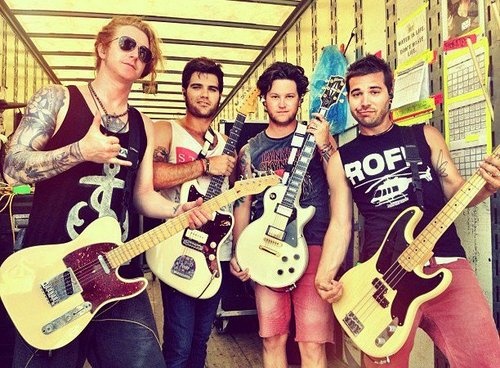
[269,192,277,200]
[208,254,215,261]
[293,254,300,260]
[277,269,284,275]
[210,242,216,249]
[288,268,295,273]
[375,337,386,347]
[282,256,288,262]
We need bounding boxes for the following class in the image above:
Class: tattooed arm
[423,124,496,207]
[2,85,79,184]
[152,120,207,190]
[229,143,253,280]
[3,85,131,185]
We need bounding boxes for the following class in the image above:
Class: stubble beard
[186,99,218,119]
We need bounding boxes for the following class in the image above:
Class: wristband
[204,158,210,175]
[199,159,206,173]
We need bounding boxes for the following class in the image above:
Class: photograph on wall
[444,0,485,40]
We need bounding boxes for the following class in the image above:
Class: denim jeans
[12,291,165,368]
[161,281,221,368]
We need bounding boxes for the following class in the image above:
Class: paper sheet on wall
[391,61,429,109]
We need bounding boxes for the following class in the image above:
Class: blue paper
[309,45,348,135]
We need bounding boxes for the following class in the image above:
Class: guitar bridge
[41,268,82,307]
[343,311,364,336]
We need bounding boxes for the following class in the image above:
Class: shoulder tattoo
[153,146,169,162]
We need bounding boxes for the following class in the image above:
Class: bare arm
[315,151,353,304]
[152,121,236,190]
[4,85,133,185]
[3,85,82,184]
[133,114,210,226]
[229,144,253,280]
[307,113,338,170]
[423,125,498,206]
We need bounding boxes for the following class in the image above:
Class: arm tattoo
[153,146,169,162]
[235,145,252,207]
[2,85,82,183]
[436,150,448,178]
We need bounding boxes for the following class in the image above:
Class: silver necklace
[88,82,129,133]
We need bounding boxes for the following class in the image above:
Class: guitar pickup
[275,204,293,217]
[266,225,286,241]
[41,268,82,307]
[42,302,92,335]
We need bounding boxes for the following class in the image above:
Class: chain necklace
[88,82,129,133]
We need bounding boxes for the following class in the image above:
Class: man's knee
[263,334,288,352]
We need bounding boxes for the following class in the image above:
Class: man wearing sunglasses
[151,57,236,368]
[3,16,210,368]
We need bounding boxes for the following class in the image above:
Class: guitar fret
[399,159,493,268]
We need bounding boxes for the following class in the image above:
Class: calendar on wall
[443,37,492,178]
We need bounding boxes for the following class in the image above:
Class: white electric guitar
[236,76,346,289]
[146,88,259,298]
[332,145,499,358]
[0,175,279,350]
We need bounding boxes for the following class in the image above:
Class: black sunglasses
[110,35,152,64]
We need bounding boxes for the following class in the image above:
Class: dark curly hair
[257,62,309,99]
[182,57,224,92]
[345,54,393,95]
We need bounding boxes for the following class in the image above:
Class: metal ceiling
[1,0,311,120]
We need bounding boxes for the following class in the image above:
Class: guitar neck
[400,162,492,269]
[281,133,317,208]
[106,189,240,267]
[205,112,246,200]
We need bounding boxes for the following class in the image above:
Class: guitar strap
[401,125,425,210]
[282,120,308,185]
[197,126,216,159]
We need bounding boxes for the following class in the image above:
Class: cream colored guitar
[0,175,279,350]
[146,88,258,299]
[332,145,499,358]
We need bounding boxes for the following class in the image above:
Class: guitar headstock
[237,87,260,116]
[320,76,346,110]
[233,173,280,197]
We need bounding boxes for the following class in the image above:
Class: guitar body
[332,207,452,357]
[0,217,147,350]
[146,180,232,298]
[236,183,314,288]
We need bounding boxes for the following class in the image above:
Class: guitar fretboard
[399,145,499,270]
[281,134,317,209]
[205,111,246,200]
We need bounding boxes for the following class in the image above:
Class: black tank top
[339,124,465,261]
[24,86,146,249]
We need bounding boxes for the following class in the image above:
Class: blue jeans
[12,291,165,368]
[161,282,221,368]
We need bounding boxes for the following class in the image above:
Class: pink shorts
[254,245,335,343]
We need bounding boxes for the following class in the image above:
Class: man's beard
[186,99,218,119]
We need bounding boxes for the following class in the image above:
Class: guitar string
[348,172,486,323]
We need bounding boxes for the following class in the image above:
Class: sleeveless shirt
[24,86,147,251]
[339,123,465,261]
[159,120,232,261]
[247,128,330,245]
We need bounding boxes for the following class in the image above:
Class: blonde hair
[94,16,164,92]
